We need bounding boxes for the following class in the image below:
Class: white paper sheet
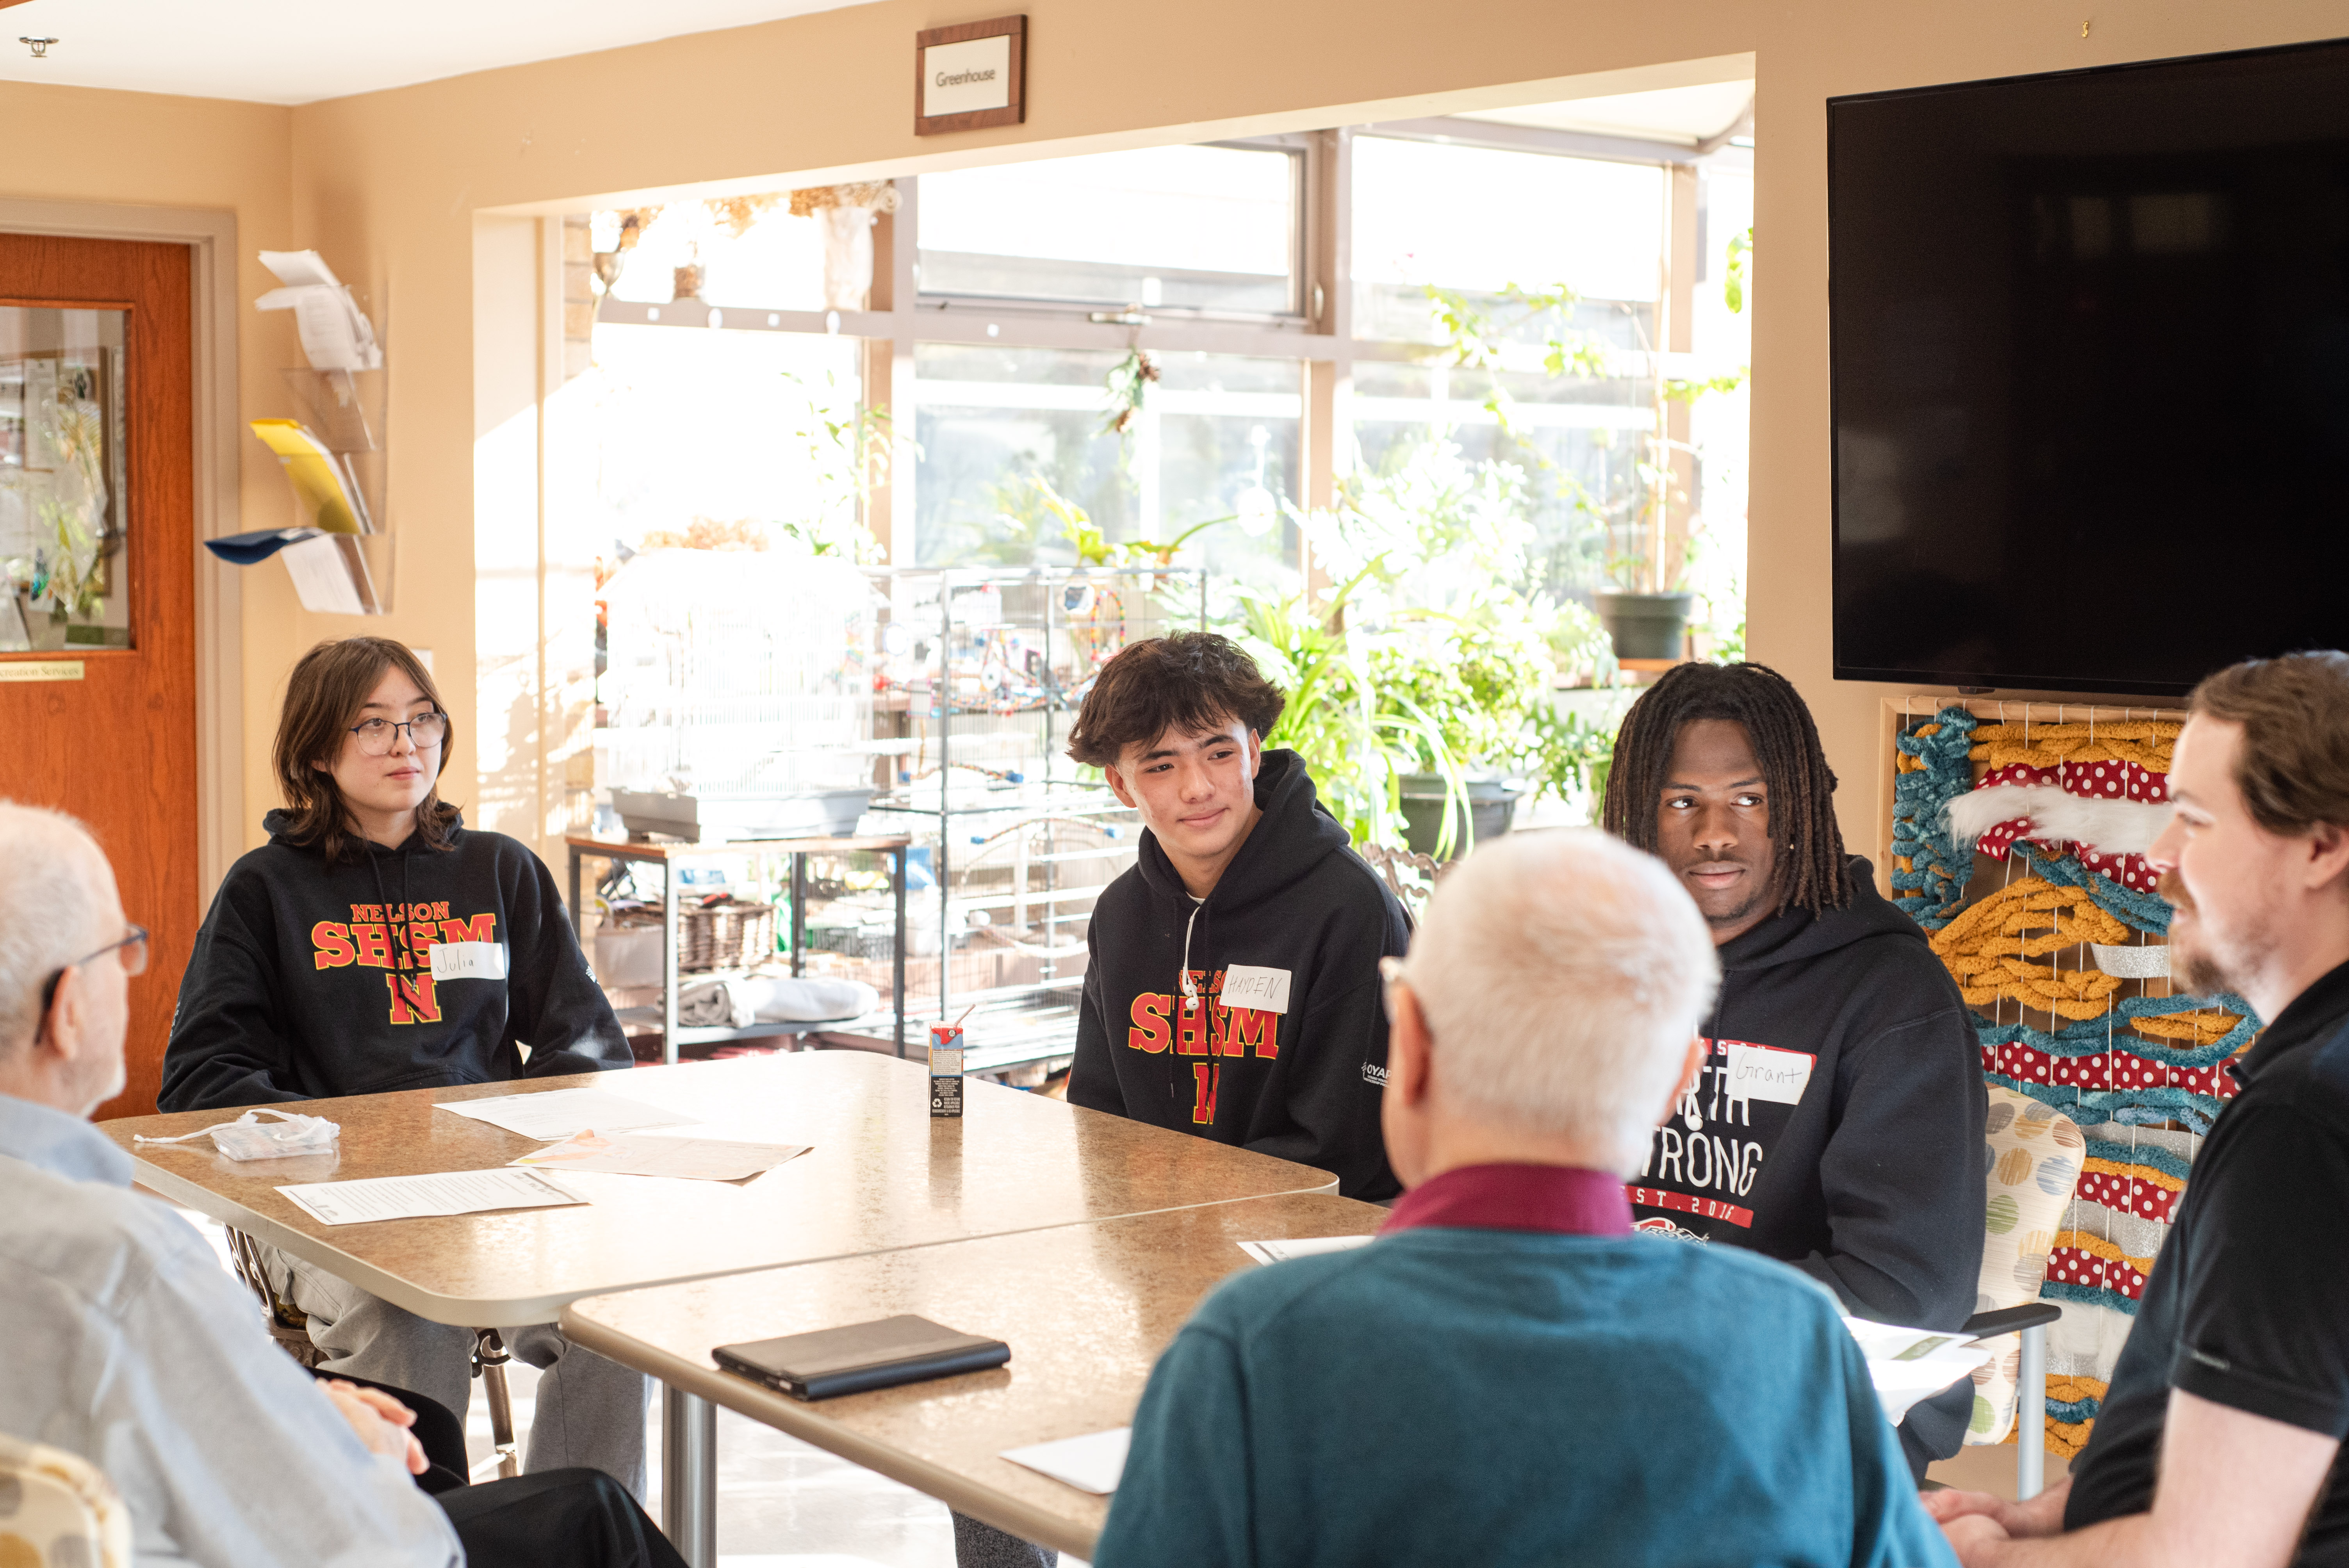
[277,1167,588,1226]
[1237,1235,1377,1265]
[279,532,367,615]
[435,1087,695,1140]
[509,1129,811,1182]
[1000,1427,1131,1495]
[1842,1317,1993,1425]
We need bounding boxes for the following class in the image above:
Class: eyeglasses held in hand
[348,713,449,755]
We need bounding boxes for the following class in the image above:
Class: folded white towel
[675,976,882,1028]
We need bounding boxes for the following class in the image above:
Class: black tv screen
[1830,38,2349,695]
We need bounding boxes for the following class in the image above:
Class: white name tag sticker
[1222,965,1292,1016]
[1723,1041,1814,1105]
[430,941,508,982]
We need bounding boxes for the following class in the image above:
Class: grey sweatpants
[264,1244,650,1498]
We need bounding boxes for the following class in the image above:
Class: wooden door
[0,233,195,1117]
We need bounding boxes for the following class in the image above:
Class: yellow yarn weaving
[2079,1156,2185,1194]
[1929,877,2134,1018]
[2127,1008,2242,1046]
[1968,720,2178,774]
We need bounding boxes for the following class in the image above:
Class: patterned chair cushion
[0,1432,131,1568]
[1964,1088,2084,1445]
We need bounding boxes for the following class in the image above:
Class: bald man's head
[0,802,118,1063]
[1397,829,1719,1173]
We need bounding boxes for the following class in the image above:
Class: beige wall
[20,0,2349,875]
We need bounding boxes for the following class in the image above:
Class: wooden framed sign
[915,15,1025,135]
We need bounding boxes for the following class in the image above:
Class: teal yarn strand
[1891,706,1979,930]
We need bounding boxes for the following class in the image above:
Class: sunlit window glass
[919,145,1299,315]
[913,344,1297,582]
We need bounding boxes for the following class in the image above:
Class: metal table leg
[2018,1322,2047,1499]
[893,844,908,1058]
[661,1383,716,1568]
[567,845,582,935]
[661,859,680,1067]
[790,851,807,979]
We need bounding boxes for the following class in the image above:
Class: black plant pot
[1397,774,1524,860]
[1594,590,1696,663]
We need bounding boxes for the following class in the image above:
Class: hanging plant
[1102,349,1160,437]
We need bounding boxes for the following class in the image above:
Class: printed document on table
[1001,1428,1132,1495]
[509,1128,811,1182]
[434,1087,695,1140]
[277,1167,590,1226]
[1238,1235,1377,1265]
[1842,1316,1992,1425]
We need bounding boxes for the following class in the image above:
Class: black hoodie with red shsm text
[158,810,632,1112]
[1068,750,1409,1200]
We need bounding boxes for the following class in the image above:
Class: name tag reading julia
[1723,1041,1814,1105]
[1222,965,1292,1015]
[430,941,509,982]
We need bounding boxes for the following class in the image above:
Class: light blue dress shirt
[0,1093,462,1568]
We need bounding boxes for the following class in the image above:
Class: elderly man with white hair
[0,802,688,1568]
[1093,830,1953,1568]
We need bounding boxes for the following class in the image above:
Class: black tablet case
[714,1314,1010,1400]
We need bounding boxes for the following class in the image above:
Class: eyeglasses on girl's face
[348,713,449,756]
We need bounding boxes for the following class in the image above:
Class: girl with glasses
[157,636,648,1496]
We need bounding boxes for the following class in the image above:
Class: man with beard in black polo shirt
[1928,650,2349,1568]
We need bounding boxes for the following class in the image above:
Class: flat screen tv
[1830,37,2349,695]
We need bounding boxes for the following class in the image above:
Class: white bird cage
[601,549,876,807]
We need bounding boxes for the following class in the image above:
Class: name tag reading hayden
[430,941,509,982]
[1222,965,1292,1016]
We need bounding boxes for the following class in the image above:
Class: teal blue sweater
[1096,1229,1956,1568]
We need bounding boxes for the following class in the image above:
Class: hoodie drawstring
[1179,902,1203,1005]
[1172,898,1207,1103]
[369,845,419,972]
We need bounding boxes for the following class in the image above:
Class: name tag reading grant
[1222,965,1292,1016]
[431,941,509,982]
[1723,1041,1814,1105]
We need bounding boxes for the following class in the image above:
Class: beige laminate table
[100,1051,1338,1564]
[563,1190,1392,1559]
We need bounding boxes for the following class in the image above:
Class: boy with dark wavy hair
[1065,632,1408,1200]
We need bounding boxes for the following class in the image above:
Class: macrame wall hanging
[1889,701,2262,1459]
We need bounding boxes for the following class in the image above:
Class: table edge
[560,1308,1104,1559]
[138,1145,1337,1327]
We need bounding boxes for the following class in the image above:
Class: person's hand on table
[321,1378,428,1476]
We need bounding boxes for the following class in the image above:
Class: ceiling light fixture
[20,37,57,58]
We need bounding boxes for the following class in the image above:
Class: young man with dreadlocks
[1601,661,1987,1477]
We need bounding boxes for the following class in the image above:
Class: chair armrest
[1962,1303,2063,1338]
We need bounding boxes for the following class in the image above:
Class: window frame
[911,134,1315,328]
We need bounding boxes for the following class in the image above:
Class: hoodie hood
[262,806,466,852]
[1132,749,1351,912]
[1715,857,1925,973]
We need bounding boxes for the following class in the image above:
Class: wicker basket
[607,900,777,973]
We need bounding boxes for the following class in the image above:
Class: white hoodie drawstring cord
[1179,901,1203,1008]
